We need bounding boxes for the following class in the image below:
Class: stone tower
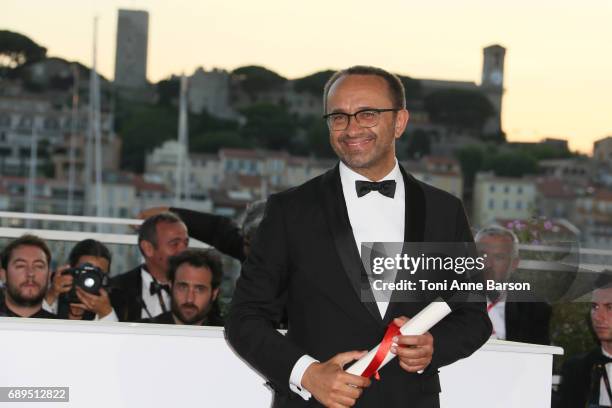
[114,9,149,88]
[481,44,506,136]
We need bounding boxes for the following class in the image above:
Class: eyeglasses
[323,108,400,131]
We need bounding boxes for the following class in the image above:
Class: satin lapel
[319,165,383,325]
[384,166,427,324]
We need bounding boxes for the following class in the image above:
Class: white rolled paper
[345,301,452,376]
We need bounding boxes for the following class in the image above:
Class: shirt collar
[141,266,153,285]
[602,346,612,359]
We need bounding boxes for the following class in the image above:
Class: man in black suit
[226,66,491,408]
[0,234,56,319]
[110,212,189,322]
[136,199,268,263]
[558,285,612,407]
[475,225,552,345]
[141,248,224,326]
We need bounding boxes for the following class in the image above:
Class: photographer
[44,239,117,321]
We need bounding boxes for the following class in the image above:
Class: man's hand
[390,316,434,373]
[46,264,73,306]
[74,287,113,318]
[301,351,371,408]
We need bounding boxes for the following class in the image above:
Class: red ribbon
[361,321,402,380]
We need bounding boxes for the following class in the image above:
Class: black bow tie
[355,180,396,198]
[150,281,170,296]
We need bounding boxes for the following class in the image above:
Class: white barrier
[0,318,561,407]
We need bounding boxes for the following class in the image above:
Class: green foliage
[305,117,335,158]
[232,65,287,97]
[482,151,538,177]
[191,130,251,153]
[405,129,431,159]
[514,143,573,161]
[0,30,47,70]
[456,145,486,187]
[398,75,423,100]
[239,103,297,151]
[156,78,180,106]
[424,89,494,132]
[294,70,335,96]
[115,101,178,172]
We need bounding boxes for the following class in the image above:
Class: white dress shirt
[487,294,506,340]
[140,268,171,319]
[289,160,405,400]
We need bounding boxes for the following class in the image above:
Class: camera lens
[83,277,96,289]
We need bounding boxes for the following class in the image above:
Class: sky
[2,0,611,154]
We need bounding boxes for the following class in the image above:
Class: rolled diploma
[345,301,452,375]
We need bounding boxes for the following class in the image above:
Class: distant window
[0,114,10,127]
[18,116,33,129]
[488,199,495,210]
[516,201,522,210]
[504,186,510,194]
[517,186,523,194]
[489,185,495,193]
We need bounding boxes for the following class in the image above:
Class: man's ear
[140,240,155,258]
[212,288,220,301]
[394,109,409,138]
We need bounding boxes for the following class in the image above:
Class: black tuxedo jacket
[504,300,552,345]
[226,164,492,408]
[557,348,603,408]
[109,266,145,322]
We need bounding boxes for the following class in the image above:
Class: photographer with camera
[43,239,117,321]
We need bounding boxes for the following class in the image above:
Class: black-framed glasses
[322,108,400,131]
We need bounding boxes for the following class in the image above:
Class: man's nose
[344,115,363,135]
[593,308,606,322]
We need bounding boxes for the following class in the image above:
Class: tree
[306,118,335,158]
[424,89,494,134]
[232,66,286,97]
[483,152,538,177]
[116,101,178,172]
[398,75,423,100]
[239,103,297,151]
[156,77,180,106]
[190,130,251,153]
[294,70,335,96]
[404,130,431,159]
[456,145,485,188]
[0,30,46,69]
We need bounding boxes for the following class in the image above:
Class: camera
[61,263,108,304]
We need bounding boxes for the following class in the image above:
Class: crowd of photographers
[0,201,266,326]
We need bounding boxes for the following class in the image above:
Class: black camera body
[61,263,107,304]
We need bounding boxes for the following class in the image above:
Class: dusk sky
[2,0,611,154]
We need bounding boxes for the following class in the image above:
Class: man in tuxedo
[475,225,551,345]
[558,285,612,407]
[0,234,56,319]
[136,199,268,263]
[226,66,491,407]
[110,212,189,322]
[141,248,224,326]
